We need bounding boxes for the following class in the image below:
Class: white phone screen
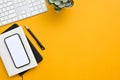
[4,34,30,68]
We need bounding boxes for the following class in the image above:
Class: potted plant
[46,0,74,11]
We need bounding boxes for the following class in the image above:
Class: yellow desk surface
[0,0,120,80]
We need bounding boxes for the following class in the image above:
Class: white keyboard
[0,0,47,26]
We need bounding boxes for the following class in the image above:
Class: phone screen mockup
[4,34,30,68]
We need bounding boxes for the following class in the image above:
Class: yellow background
[0,0,120,80]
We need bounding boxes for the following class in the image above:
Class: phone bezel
[4,33,30,69]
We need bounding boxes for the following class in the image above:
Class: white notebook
[0,27,37,77]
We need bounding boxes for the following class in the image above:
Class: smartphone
[4,34,30,68]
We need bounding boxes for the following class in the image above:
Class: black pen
[24,25,45,50]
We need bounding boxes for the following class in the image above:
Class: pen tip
[24,25,29,29]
